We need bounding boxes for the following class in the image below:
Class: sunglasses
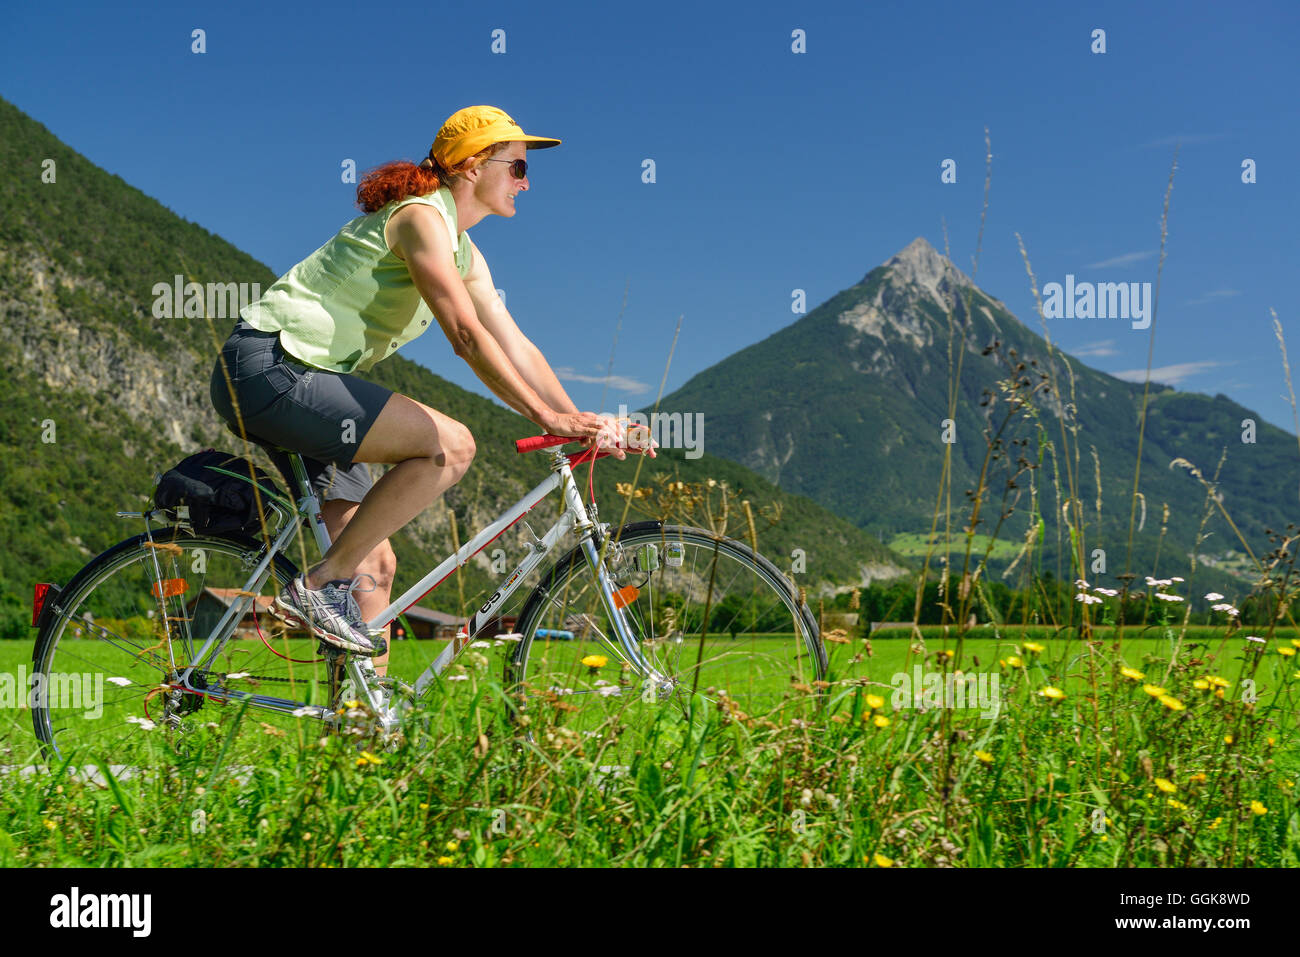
[482,157,528,179]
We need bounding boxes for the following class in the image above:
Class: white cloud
[1185,289,1241,306]
[1070,339,1119,359]
[1085,251,1156,269]
[1108,360,1229,385]
[553,366,650,394]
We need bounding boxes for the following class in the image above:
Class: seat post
[286,452,333,557]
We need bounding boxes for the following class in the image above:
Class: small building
[401,605,474,640]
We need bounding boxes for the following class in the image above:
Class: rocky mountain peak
[877,236,975,308]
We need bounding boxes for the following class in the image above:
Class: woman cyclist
[210,105,625,667]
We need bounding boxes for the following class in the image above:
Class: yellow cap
[429,106,560,169]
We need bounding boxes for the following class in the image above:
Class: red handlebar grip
[515,434,573,454]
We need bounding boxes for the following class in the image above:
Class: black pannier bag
[153,449,284,535]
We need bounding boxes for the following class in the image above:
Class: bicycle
[30,429,827,766]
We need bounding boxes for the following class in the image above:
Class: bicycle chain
[184,670,333,687]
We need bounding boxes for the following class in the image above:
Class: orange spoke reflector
[613,585,640,609]
[151,578,189,599]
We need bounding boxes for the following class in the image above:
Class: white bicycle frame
[165,446,668,732]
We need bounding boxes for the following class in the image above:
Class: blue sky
[5,0,1299,431]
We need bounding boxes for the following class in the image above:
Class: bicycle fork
[577,532,675,701]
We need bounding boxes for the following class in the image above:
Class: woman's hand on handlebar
[540,411,623,458]
[538,411,658,461]
[581,414,658,460]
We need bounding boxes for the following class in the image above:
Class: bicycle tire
[504,521,826,744]
[30,526,329,767]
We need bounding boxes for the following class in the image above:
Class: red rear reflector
[33,583,53,627]
[151,578,189,599]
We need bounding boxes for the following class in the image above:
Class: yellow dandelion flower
[419,803,430,810]
[1158,694,1185,711]
[1023,642,1045,654]
[581,654,608,669]
[864,693,884,710]
[1189,773,1208,784]
[974,750,994,764]
[1266,736,1276,747]
[1249,800,1268,816]
[1004,655,1024,668]
[873,714,891,728]
[1039,686,1065,701]
[1278,647,1296,658]
[356,751,382,766]
[436,856,454,866]
[1192,678,1209,690]
[1142,684,1167,697]
[1206,676,1230,688]
[1214,689,1225,699]
[1167,798,1188,810]
[1155,778,1177,794]
[1224,734,1234,745]
[44,819,57,831]
[1121,666,1145,681]
[872,852,894,867]
[445,840,459,852]
[1292,639,1300,649]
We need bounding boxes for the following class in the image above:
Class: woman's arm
[462,237,582,415]
[389,207,610,444]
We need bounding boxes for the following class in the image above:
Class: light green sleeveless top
[240,186,472,374]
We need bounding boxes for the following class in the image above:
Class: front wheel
[505,522,826,749]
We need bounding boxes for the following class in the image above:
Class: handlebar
[514,433,654,463]
[515,433,573,454]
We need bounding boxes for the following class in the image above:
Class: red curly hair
[355,141,513,214]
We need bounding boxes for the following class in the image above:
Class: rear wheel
[505,523,826,754]
[31,526,341,771]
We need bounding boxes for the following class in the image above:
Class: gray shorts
[209,321,393,504]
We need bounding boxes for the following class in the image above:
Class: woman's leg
[320,499,397,675]
[306,393,475,591]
